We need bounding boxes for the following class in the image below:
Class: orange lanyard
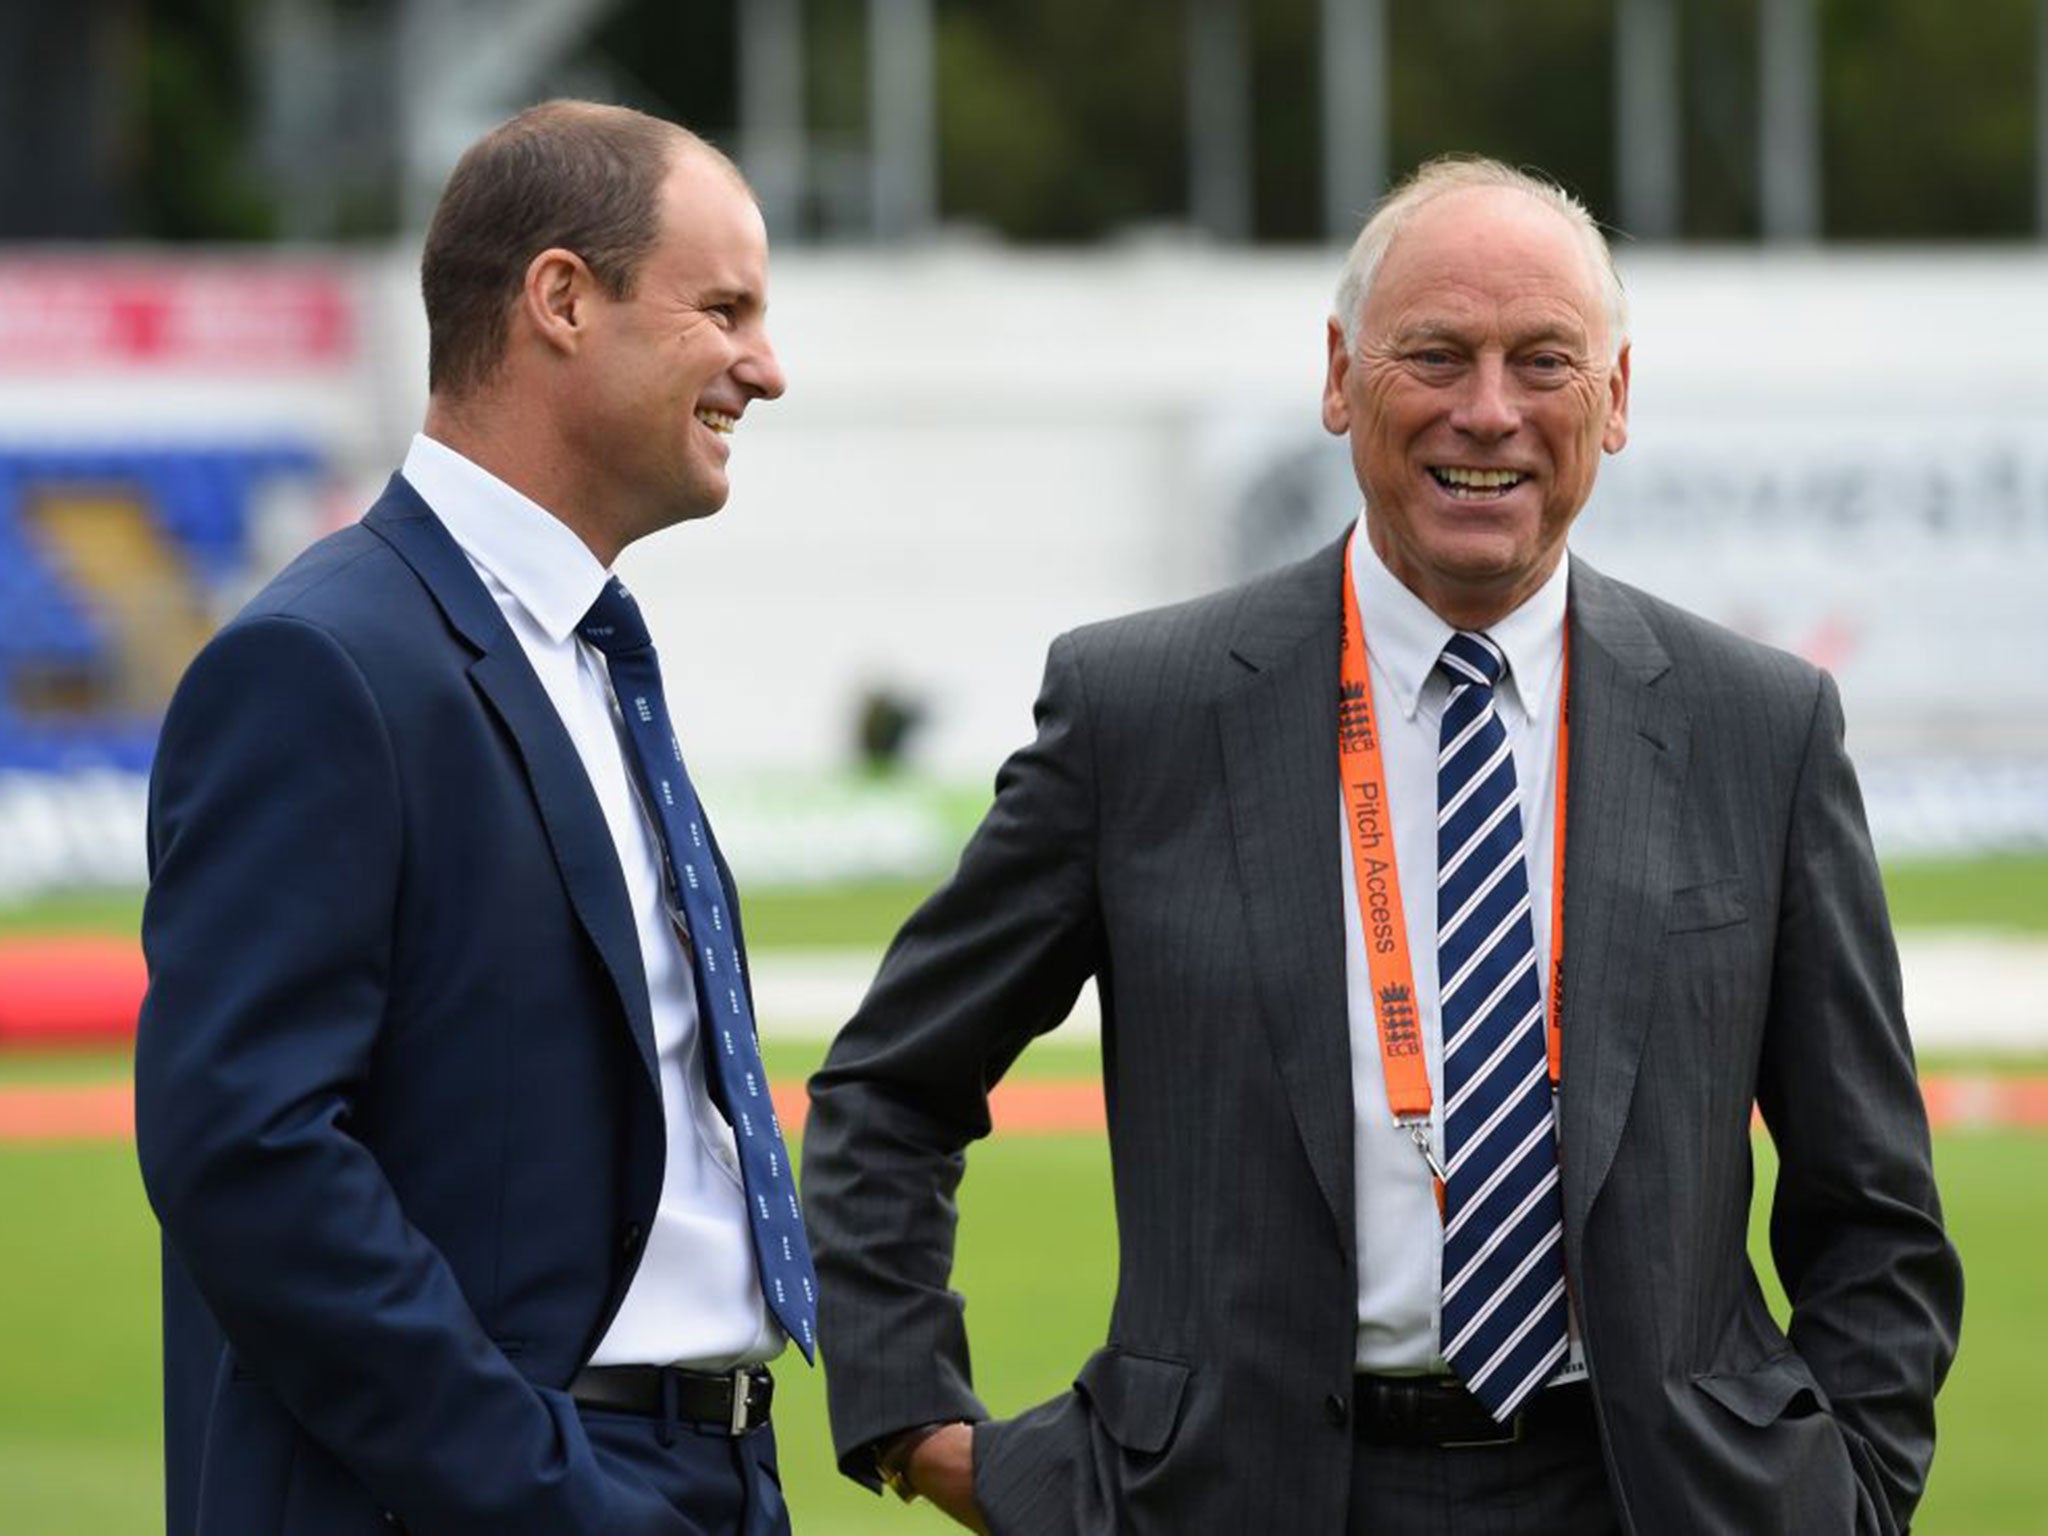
[1339,531,1569,1204]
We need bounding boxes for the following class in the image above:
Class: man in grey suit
[801,157,1961,1534]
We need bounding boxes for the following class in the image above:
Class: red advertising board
[0,261,353,370]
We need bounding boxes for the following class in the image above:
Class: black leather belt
[1354,1374,1594,1448]
[569,1364,774,1435]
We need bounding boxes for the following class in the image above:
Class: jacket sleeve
[135,615,661,1536]
[1756,670,1964,1534]
[802,633,1104,1486]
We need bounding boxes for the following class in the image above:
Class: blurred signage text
[0,262,353,370]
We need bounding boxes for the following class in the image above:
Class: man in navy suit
[136,100,800,1535]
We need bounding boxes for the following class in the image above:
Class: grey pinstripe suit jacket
[802,534,1961,1535]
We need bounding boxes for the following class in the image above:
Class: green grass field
[6,851,2048,946]
[0,1088,2037,1533]
[2,855,2043,1531]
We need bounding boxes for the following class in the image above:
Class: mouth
[1429,466,1528,501]
[694,408,737,435]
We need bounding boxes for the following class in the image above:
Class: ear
[1601,342,1631,454]
[1321,317,1353,436]
[520,247,598,359]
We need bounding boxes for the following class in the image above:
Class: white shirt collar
[1346,509,1570,725]
[402,432,611,645]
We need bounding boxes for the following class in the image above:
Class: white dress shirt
[1342,515,1584,1382]
[403,433,779,1368]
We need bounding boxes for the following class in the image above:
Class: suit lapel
[1217,542,1687,1274]
[1218,537,1356,1258]
[1556,560,1689,1245]
[362,477,662,1092]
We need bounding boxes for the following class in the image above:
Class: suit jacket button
[1324,1392,1349,1427]
[620,1222,643,1256]
[379,1513,406,1532]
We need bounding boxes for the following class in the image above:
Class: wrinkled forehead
[1371,186,1613,343]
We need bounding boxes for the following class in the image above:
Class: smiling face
[1321,185,1629,629]
[563,147,785,546]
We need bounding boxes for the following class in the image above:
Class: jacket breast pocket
[1075,1346,1192,1456]
[1666,875,1748,935]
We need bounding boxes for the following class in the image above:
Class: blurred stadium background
[1,1,2045,1531]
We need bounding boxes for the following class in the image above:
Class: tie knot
[577,577,652,656]
[1438,631,1506,691]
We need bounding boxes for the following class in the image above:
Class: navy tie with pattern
[577,576,818,1362]
[1435,631,1568,1420]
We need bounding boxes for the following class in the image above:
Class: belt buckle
[1441,1410,1524,1449]
[728,1368,752,1436]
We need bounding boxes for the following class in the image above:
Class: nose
[738,325,787,402]
[1450,353,1518,440]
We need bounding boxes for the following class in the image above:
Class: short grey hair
[1333,156,1628,358]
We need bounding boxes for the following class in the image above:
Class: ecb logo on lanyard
[1338,680,1376,755]
[1377,984,1421,1057]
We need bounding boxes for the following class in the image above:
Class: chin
[672,475,730,522]
[1424,533,1528,576]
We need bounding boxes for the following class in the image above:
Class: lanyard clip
[1401,1117,1446,1186]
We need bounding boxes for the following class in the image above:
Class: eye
[1518,351,1575,385]
[1407,348,1460,370]
[705,303,739,328]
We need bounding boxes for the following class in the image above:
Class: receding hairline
[420,100,761,400]
[497,99,753,198]
[661,126,756,201]
[1334,159,1628,357]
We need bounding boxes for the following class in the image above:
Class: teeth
[1433,467,1524,490]
[694,409,735,434]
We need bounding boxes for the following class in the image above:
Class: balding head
[1319,159,1632,629]
[421,100,747,399]
[1334,157,1627,360]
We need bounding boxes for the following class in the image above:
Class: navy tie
[577,576,818,1362]
[1435,631,1568,1420]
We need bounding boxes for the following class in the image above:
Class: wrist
[876,1420,960,1502]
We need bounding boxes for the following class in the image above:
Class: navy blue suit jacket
[136,477,741,1535]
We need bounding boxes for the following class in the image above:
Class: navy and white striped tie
[1435,631,1568,1421]
[578,577,818,1362]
